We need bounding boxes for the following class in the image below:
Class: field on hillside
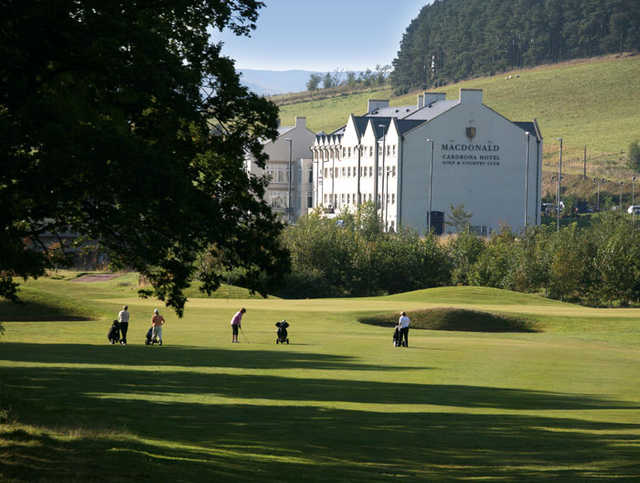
[279,54,640,182]
[1,273,640,481]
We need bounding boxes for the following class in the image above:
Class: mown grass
[1,273,640,481]
[279,54,640,181]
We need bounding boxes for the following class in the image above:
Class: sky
[214,1,428,72]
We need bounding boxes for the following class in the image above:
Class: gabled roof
[277,125,294,136]
[513,121,542,141]
[397,119,427,134]
[366,105,417,117]
[402,100,459,121]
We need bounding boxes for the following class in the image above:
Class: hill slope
[279,54,640,181]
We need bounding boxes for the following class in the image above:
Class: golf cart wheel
[276,339,279,344]
[286,339,289,344]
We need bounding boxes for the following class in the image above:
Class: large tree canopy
[1,0,289,315]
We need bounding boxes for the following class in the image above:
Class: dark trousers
[400,327,409,347]
[120,322,129,343]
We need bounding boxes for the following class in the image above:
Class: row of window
[266,192,313,209]
[266,167,313,184]
[323,165,396,179]
[313,144,397,161]
[323,192,396,206]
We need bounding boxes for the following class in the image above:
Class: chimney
[295,116,306,128]
[367,99,389,113]
[417,94,424,109]
[424,92,446,105]
[459,88,483,105]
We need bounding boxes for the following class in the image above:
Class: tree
[1,0,289,316]
[322,72,335,89]
[306,73,322,91]
[446,204,473,232]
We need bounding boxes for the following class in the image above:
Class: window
[324,194,328,204]
[342,167,346,177]
[307,193,313,208]
[348,147,351,157]
[387,145,390,156]
[392,166,396,177]
[393,145,396,155]
[392,193,395,204]
[308,169,313,183]
[347,193,350,204]
[335,167,339,178]
[347,166,351,177]
[369,166,373,177]
[369,146,373,157]
[341,193,345,203]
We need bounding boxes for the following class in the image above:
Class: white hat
[154,308,159,314]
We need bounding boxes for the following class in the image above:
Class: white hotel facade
[308,88,542,235]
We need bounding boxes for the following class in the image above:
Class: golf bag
[275,320,290,344]
[108,320,121,344]
[393,326,402,347]
[145,327,161,345]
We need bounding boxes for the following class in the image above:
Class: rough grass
[359,307,538,332]
[1,273,640,481]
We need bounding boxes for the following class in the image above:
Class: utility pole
[556,138,563,232]
[524,131,530,228]
[426,138,434,233]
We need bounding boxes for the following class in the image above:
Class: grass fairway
[1,275,640,481]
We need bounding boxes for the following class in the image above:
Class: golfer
[230,308,246,343]
[117,305,130,345]
[151,308,165,346]
[398,311,410,347]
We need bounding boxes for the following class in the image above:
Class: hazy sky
[214,1,428,72]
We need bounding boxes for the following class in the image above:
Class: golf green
[1,274,639,481]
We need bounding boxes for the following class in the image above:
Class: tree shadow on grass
[0,300,92,322]
[1,363,640,481]
[0,342,418,372]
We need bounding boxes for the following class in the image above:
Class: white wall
[400,103,541,234]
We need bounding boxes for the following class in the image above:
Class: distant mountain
[238,69,323,96]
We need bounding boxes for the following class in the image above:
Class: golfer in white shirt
[398,311,410,347]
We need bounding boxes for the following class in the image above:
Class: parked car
[627,205,640,214]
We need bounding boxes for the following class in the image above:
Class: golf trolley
[275,320,290,344]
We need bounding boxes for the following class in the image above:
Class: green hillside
[279,54,640,181]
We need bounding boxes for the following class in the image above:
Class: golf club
[240,326,250,343]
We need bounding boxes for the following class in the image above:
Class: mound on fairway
[359,307,538,332]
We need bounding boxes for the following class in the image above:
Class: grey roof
[277,126,294,136]
[366,105,418,117]
[402,100,459,121]
[513,121,541,140]
[397,119,427,134]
